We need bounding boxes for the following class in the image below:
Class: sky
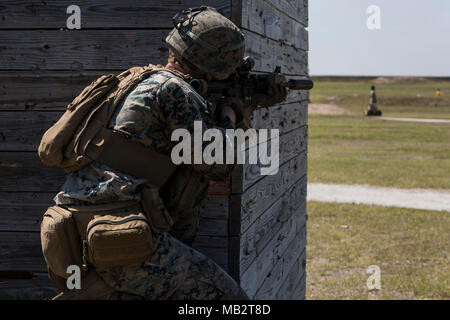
[309,0,450,76]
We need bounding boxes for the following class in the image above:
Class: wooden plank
[197,218,227,237]
[239,176,306,273]
[240,125,307,192]
[274,251,306,300]
[251,99,308,134]
[0,106,307,191]
[0,71,105,111]
[0,192,54,232]
[240,207,306,298]
[241,0,308,50]
[244,30,308,76]
[227,236,241,282]
[255,235,306,300]
[1,16,308,73]
[0,192,228,233]
[0,273,57,299]
[197,195,228,237]
[0,0,231,29]
[0,152,66,192]
[208,181,230,196]
[0,111,61,151]
[0,193,229,271]
[199,195,229,220]
[192,235,228,272]
[0,29,170,71]
[0,71,307,111]
[230,0,243,26]
[231,102,308,194]
[0,232,229,277]
[292,273,306,300]
[0,231,47,273]
[239,151,307,233]
[264,0,308,27]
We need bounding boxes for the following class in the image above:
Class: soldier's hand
[216,97,244,127]
[220,105,237,126]
[253,81,288,108]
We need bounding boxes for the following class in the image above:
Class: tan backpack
[38,66,189,285]
[38,65,188,188]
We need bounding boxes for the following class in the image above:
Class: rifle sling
[85,127,176,189]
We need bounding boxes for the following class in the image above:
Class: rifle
[189,56,313,125]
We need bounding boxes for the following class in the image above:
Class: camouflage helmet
[165,6,245,80]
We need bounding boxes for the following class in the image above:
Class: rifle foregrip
[283,79,314,90]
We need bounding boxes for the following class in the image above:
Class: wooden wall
[193,0,309,300]
[0,0,308,299]
[234,0,308,299]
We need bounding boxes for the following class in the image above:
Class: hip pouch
[40,206,83,279]
[85,210,153,269]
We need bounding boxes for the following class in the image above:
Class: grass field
[308,115,450,189]
[306,202,449,300]
[308,77,450,189]
[310,77,450,119]
[306,77,450,300]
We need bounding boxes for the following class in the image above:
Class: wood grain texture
[241,0,308,50]
[0,231,47,273]
[251,99,308,134]
[199,195,229,220]
[240,125,307,192]
[0,98,306,154]
[208,181,231,196]
[239,152,307,233]
[274,251,306,299]
[0,0,310,299]
[231,101,308,194]
[192,235,228,272]
[240,208,306,298]
[0,192,54,232]
[264,0,308,27]
[0,152,65,192]
[295,273,307,300]
[239,176,307,274]
[230,0,243,26]
[0,111,61,151]
[0,0,231,29]
[255,235,306,299]
[0,273,57,299]
[0,124,307,194]
[244,30,308,76]
[0,72,307,112]
[196,214,228,237]
[0,71,105,111]
[0,29,170,71]
[193,195,229,270]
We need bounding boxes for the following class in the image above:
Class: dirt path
[307,183,450,212]
[380,117,450,124]
[308,103,352,115]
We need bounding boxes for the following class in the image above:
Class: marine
[41,6,286,300]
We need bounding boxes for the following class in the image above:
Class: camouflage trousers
[96,231,249,300]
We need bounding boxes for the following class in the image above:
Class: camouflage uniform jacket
[54,65,235,242]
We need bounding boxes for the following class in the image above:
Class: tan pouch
[86,211,153,268]
[40,206,83,279]
[141,185,174,234]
